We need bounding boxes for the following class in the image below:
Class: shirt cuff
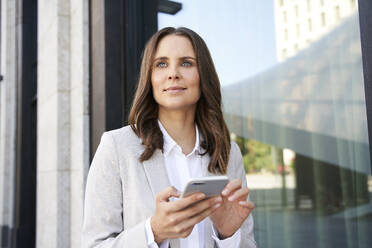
[145,216,170,248]
[211,224,241,248]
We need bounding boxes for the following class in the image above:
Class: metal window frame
[358,0,372,173]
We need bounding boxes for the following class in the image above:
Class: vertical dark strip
[122,0,158,125]
[15,0,37,247]
[90,0,158,158]
[358,0,372,173]
[104,0,124,131]
[90,0,106,159]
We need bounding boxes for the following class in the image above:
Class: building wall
[37,0,89,247]
[0,0,18,245]
[2,0,152,246]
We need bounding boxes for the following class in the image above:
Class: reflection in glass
[158,0,371,247]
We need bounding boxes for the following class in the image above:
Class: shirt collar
[158,120,201,157]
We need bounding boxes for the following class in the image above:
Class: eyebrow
[153,56,197,62]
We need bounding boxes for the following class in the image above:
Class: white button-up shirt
[145,121,241,248]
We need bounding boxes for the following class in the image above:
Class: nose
[168,74,179,80]
[168,65,180,80]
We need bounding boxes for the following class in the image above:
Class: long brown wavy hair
[129,27,231,174]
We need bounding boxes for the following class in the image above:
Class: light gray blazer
[81,126,256,248]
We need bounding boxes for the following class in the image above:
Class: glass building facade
[159,0,372,247]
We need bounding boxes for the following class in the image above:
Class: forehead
[154,35,196,58]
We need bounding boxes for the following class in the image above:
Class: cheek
[189,79,201,104]
[151,78,161,104]
[151,70,167,88]
[196,83,201,100]
[151,73,163,92]
[191,73,201,96]
[184,70,200,87]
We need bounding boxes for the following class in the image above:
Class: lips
[164,86,186,92]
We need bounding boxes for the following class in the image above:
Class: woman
[82,27,256,248]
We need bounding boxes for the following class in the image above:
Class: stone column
[0,0,19,246]
[70,0,90,247]
[37,0,89,247]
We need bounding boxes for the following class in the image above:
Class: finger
[176,200,221,233]
[156,186,180,202]
[179,196,222,220]
[168,225,194,239]
[227,187,249,202]
[164,196,221,227]
[169,192,206,212]
[179,226,194,239]
[221,179,242,196]
[238,200,255,209]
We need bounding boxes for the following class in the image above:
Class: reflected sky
[158,0,277,86]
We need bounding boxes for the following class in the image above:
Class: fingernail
[214,203,221,209]
[228,196,234,201]
[222,189,229,196]
[215,196,222,203]
[239,201,246,205]
[197,194,205,200]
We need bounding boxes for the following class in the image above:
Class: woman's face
[151,35,200,113]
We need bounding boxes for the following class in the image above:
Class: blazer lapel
[142,150,181,248]
[204,218,216,248]
[142,149,171,198]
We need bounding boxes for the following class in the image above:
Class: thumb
[156,186,180,202]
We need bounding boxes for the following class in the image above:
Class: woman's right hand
[150,186,223,244]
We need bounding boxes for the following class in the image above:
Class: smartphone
[181,176,229,198]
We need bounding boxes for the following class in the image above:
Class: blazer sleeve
[231,142,258,248]
[81,132,148,248]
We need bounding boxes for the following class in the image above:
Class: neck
[158,108,196,155]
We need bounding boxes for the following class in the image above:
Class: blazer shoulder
[230,141,242,157]
[105,125,137,139]
[104,125,144,152]
[226,141,244,175]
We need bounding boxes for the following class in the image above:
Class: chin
[160,102,197,112]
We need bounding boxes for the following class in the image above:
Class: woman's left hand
[210,178,255,239]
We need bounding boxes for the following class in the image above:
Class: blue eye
[182,61,192,67]
[156,62,167,68]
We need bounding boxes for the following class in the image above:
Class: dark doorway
[90,0,158,157]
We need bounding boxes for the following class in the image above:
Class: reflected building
[223,12,370,214]
[275,0,358,61]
